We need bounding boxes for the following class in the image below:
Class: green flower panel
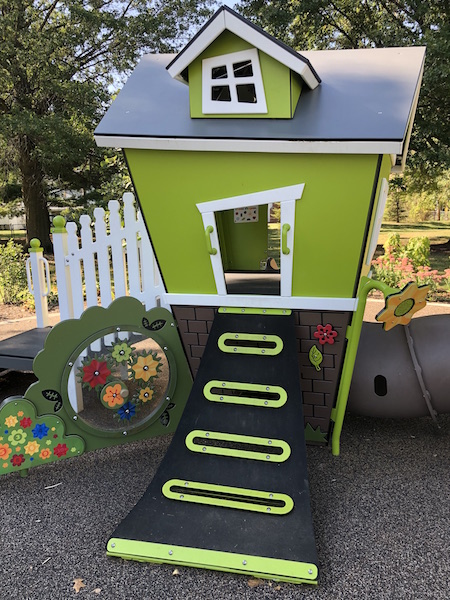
[0,399,85,476]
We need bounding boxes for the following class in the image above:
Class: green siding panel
[189,30,292,119]
[125,149,379,298]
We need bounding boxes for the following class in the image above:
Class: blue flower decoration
[32,423,49,439]
[117,402,136,421]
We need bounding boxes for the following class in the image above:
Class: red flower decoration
[313,324,338,345]
[53,443,68,458]
[82,359,111,388]
[20,417,32,428]
[11,454,25,467]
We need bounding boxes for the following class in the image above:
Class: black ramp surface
[108,311,318,581]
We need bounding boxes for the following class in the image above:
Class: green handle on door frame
[205,225,217,255]
[282,223,291,255]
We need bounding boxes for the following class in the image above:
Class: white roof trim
[163,293,358,312]
[196,184,304,214]
[95,135,403,155]
[167,8,320,90]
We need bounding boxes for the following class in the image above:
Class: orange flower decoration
[0,443,12,460]
[39,448,52,460]
[132,355,159,382]
[103,384,125,408]
[376,282,429,331]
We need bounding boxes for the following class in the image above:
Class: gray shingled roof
[95,46,425,150]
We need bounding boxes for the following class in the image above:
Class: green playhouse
[0,5,428,585]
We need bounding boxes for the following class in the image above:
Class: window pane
[233,60,253,77]
[236,84,257,103]
[212,86,231,102]
[211,65,228,79]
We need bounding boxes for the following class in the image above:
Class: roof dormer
[166,6,320,119]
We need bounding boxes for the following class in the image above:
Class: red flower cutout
[82,359,111,388]
[11,454,25,467]
[53,443,68,458]
[20,417,32,428]
[313,324,338,345]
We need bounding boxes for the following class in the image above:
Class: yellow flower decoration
[139,387,154,403]
[376,282,429,331]
[132,355,159,382]
[17,411,24,417]
[24,440,40,456]
[5,415,18,428]
[2,463,8,469]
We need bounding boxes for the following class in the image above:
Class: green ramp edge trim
[203,380,287,408]
[218,333,283,355]
[107,539,318,585]
[162,479,294,514]
[185,430,291,462]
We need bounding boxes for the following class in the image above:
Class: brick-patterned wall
[172,306,351,442]
[293,311,351,438]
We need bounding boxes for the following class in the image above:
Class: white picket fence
[27,192,167,328]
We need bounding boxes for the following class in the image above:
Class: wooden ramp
[107,310,318,584]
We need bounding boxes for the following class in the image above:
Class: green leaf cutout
[309,344,323,371]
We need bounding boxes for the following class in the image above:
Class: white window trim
[197,184,304,298]
[202,48,267,114]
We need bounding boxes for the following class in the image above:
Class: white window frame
[202,48,267,115]
[196,184,304,298]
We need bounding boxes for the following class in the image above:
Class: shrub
[371,236,450,301]
[0,240,30,305]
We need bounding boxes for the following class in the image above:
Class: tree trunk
[18,136,52,252]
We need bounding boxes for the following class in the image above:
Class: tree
[236,1,450,188]
[0,1,213,250]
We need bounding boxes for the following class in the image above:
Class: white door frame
[196,183,305,298]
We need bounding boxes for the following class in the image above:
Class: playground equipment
[1,5,430,585]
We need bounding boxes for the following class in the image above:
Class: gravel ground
[0,368,448,600]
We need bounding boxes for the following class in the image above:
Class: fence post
[26,239,50,329]
[51,216,74,321]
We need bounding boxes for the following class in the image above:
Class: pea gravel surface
[0,372,449,600]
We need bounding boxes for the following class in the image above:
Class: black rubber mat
[108,311,318,581]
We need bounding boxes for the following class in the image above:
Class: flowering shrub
[372,236,450,301]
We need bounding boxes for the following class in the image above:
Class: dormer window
[202,49,267,114]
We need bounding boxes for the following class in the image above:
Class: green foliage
[0,240,30,305]
[0,1,214,247]
[372,236,450,300]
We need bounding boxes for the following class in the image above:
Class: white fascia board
[163,293,358,312]
[224,12,319,89]
[94,135,403,155]
[167,13,226,79]
[397,60,424,173]
[166,10,319,89]
[196,183,304,214]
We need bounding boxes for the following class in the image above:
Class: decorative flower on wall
[313,324,338,345]
[131,352,161,383]
[139,387,154,403]
[376,282,430,331]
[111,342,133,363]
[0,443,12,460]
[117,402,136,421]
[82,358,111,389]
[101,383,126,408]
